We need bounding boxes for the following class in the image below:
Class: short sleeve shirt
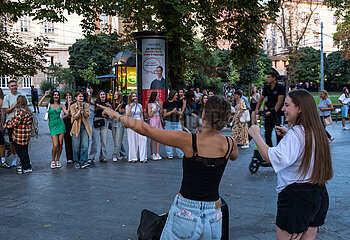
[163,100,181,122]
[262,83,285,112]
[126,104,142,119]
[3,92,28,121]
[268,125,313,193]
[318,98,332,116]
[338,93,350,105]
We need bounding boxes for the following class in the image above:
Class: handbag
[324,116,332,126]
[137,209,168,240]
[93,118,105,128]
[44,103,50,121]
[240,110,250,123]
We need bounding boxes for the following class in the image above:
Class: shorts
[0,130,4,145]
[7,128,14,143]
[160,195,222,240]
[276,183,329,234]
[341,105,348,118]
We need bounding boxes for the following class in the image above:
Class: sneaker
[88,159,93,164]
[112,157,118,162]
[67,160,73,164]
[99,159,107,163]
[151,154,158,161]
[117,156,123,161]
[168,156,173,159]
[16,167,23,175]
[241,145,249,149]
[23,168,32,174]
[342,127,349,130]
[156,153,162,160]
[140,159,148,163]
[1,162,10,168]
[74,163,81,169]
[81,163,90,169]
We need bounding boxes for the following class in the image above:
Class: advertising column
[141,38,166,109]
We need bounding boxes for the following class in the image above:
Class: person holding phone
[147,91,163,160]
[249,89,332,240]
[125,92,147,163]
[63,91,74,163]
[70,92,91,169]
[39,90,70,169]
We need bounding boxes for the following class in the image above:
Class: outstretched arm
[248,125,270,162]
[99,104,191,149]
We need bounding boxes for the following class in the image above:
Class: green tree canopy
[68,33,123,85]
[294,47,323,84]
[325,51,350,86]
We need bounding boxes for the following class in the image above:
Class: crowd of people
[0,73,345,239]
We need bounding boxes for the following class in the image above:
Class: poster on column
[141,38,166,111]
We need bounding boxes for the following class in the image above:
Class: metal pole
[320,22,324,90]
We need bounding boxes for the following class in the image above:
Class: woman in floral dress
[231,90,249,149]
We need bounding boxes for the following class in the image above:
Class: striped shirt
[6,108,32,145]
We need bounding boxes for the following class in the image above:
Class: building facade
[1,12,124,93]
[263,0,339,76]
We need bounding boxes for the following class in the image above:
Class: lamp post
[320,22,324,90]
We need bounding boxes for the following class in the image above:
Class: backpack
[31,115,39,137]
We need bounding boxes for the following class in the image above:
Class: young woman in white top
[338,87,350,130]
[125,92,147,163]
[147,91,163,160]
[249,89,333,240]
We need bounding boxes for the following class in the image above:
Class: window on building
[314,35,320,47]
[314,13,320,23]
[301,12,306,22]
[22,76,32,88]
[1,17,7,32]
[100,13,109,25]
[20,15,30,32]
[46,76,56,84]
[0,75,10,88]
[44,21,54,33]
[333,16,337,25]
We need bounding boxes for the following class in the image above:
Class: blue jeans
[89,119,108,160]
[111,120,125,159]
[161,195,222,240]
[164,121,184,158]
[72,123,89,165]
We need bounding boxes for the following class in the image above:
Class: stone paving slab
[0,106,350,239]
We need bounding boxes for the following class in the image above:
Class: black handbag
[137,209,168,240]
[93,118,105,128]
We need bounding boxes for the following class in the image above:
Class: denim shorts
[160,195,222,240]
[276,183,329,234]
[341,105,349,118]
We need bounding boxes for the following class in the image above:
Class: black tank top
[179,134,234,201]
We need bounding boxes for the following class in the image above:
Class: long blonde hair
[15,95,32,115]
[289,89,333,185]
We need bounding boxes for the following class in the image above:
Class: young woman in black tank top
[98,96,238,239]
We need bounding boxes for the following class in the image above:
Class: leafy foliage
[325,51,350,86]
[68,33,123,85]
[78,60,98,85]
[39,79,56,94]
[294,47,322,83]
[47,64,75,88]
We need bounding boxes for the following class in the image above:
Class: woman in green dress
[39,90,70,169]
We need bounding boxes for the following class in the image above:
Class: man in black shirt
[254,72,285,147]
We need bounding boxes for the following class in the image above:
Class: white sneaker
[156,153,162,160]
[168,156,173,159]
[112,157,118,162]
[342,127,349,130]
[241,145,249,149]
[151,154,158,161]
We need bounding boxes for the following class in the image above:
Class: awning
[96,74,116,79]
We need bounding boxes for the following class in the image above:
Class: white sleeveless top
[150,103,160,116]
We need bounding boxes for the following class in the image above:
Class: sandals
[50,161,56,169]
[56,161,62,168]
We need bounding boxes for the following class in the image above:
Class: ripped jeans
[160,195,222,240]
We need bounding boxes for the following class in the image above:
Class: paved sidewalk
[0,107,350,239]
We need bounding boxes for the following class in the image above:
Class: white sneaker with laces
[112,157,118,162]
[156,153,162,160]
[151,154,158,160]
[342,127,349,130]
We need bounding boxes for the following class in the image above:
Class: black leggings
[320,116,332,139]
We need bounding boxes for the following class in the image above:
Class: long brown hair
[127,92,137,105]
[112,91,123,109]
[15,95,32,115]
[289,89,333,185]
[147,91,157,104]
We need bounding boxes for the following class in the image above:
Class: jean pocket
[209,211,222,239]
[171,209,197,239]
